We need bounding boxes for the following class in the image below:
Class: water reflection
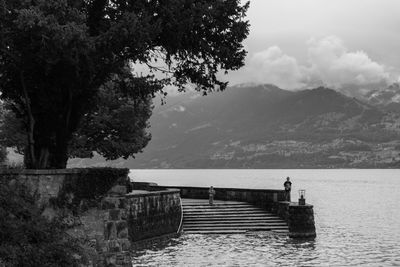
[133,229,400,266]
[131,233,318,266]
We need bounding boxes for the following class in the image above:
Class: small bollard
[298,189,306,205]
[209,186,215,205]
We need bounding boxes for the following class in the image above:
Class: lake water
[129,169,400,266]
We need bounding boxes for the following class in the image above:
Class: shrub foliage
[54,167,130,213]
[0,181,83,266]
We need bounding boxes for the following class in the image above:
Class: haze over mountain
[363,83,400,112]
[69,83,400,169]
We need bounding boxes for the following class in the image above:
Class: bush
[74,167,130,200]
[0,181,83,267]
[54,167,130,213]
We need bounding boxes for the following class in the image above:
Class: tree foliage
[0,0,249,168]
[70,68,154,160]
[0,100,25,153]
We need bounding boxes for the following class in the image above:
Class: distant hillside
[69,84,400,168]
[364,83,400,112]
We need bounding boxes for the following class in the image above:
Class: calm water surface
[129,169,400,266]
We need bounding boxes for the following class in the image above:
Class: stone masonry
[0,169,183,267]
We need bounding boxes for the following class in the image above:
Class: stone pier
[135,183,316,238]
[276,201,316,238]
[287,204,316,238]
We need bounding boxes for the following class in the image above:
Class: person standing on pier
[209,186,216,205]
[284,177,292,202]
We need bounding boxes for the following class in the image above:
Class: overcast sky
[224,0,400,90]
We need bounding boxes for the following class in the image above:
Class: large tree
[0,71,154,165]
[0,0,249,169]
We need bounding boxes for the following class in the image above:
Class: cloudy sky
[224,0,400,90]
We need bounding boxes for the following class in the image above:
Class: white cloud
[246,46,307,89]
[307,36,389,87]
[239,36,391,90]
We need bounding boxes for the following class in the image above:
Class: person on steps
[209,186,215,205]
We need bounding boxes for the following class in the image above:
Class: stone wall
[0,169,81,207]
[100,195,132,266]
[0,170,184,266]
[66,208,109,266]
[276,201,290,221]
[125,189,182,242]
[97,188,182,265]
[135,183,285,212]
[0,168,128,208]
[0,168,133,266]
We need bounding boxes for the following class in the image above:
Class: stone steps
[184,219,284,224]
[184,214,280,219]
[184,221,287,226]
[184,211,267,216]
[185,230,247,234]
[182,198,288,234]
[183,207,264,212]
[182,200,248,205]
[183,204,254,208]
[184,230,289,234]
[183,225,288,231]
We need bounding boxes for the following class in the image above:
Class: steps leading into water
[182,198,288,234]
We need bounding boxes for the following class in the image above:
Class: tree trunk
[25,142,69,169]
[24,126,70,169]
[22,79,78,169]
[20,71,37,168]
[49,134,69,169]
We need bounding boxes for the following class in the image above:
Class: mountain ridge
[68,84,400,169]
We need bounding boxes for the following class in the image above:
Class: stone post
[287,203,316,238]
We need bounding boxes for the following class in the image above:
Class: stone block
[96,238,108,253]
[120,209,128,220]
[108,240,121,252]
[105,253,117,265]
[109,209,121,221]
[102,197,117,209]
[108,185,127,196]
[115,252,131,266]
[117,221,128,239]
[118,229,128,239]
[118,199,127,209]
[119,239,131,251]
[105,222,117,240]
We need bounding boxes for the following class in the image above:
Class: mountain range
[67,83,400,168]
